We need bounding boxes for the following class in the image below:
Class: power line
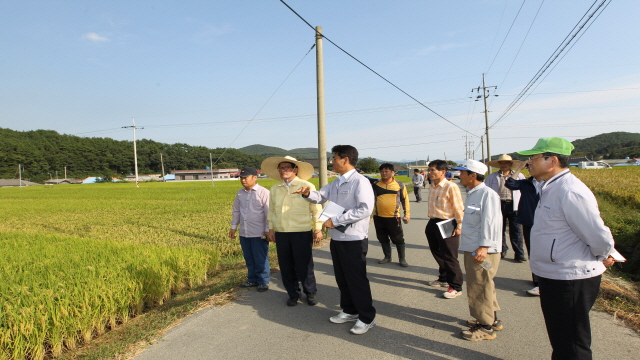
[278,0,474,136]
[486,0,526,74]
[490,0,611,128]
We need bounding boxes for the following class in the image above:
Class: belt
[501,199,513,203]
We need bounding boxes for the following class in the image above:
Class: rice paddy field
[0,179,288,359]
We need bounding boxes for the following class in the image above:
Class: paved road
[136,181,639,360]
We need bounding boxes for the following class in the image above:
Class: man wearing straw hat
[261,156,323,307]
[485,154,527,261]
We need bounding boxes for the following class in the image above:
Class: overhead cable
[490,0,611,128]
[278,0,475,136]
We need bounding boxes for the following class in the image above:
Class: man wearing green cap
[517,137,616,360]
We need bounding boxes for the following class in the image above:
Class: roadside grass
[597,270,640,333]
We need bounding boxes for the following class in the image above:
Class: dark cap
[239,167,258,177]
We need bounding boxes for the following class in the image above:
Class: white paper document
[610,249,626,262]
[318,202,346,222]
[437,218,456,239]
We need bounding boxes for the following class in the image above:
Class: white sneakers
[329,312,359,324]
[349,319,376,335]
[329,312,376,334]
[526,286,540,296]
[443,286,463,299]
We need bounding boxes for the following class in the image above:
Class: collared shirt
[339,168,357,186]
[428,179,464,229]
[268,177,322,232]
[304,170,375,241]
[372,177,410,218]
[530,169,614,280]
[460,183,502,253]
[412,173,424,187]
[231,183,270,238]
[485,171,525,210]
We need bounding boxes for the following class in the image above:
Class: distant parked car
[578,161,612,169]
[451,170,461,178]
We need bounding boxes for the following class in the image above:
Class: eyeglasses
[528,155,549,161]
[277,166,294,171]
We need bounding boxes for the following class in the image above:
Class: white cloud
[82,32,110,42]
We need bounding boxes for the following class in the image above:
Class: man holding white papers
[295,145,377,335]
[452,160,502,341]
[424,160,465,299]
[262,156,323,307]
[517,138,616,359]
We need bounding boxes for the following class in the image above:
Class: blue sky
[1,0,638,162]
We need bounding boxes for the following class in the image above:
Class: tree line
[0,128,265,183]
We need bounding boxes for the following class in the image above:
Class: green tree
[358,157,379,173]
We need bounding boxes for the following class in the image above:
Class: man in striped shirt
[425,160,465,299]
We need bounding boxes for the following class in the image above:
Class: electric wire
[490,0,611,128]
[278,0,475,136]
[486,0,526,74]
[495,0,613,123]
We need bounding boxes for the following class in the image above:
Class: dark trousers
[522,225,538,286]
[500,200,524,258]
[539,275,601,360]
[275,231,317,299]
[373,216,405,245]
[425,218,463,291]
[330,239,376,324]
[414,186,422,202]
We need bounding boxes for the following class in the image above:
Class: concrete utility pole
[122,118,143,187]
[160,154,166,182]
[481,136,485,163]
[472,74,496,171]
[209,153,215,188]
[19,164,22,189]
[64,166,67,180]
[315,26,328,188]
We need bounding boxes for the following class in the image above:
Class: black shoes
[240,281,258,288]
[307,293,318,306]
[257,284,269,292]
[515,256,527,262]
[287,297,299,306]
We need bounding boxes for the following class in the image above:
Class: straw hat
[260,156,315,181]
[485,154,524,169]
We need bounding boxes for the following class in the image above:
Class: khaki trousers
[464,252,501,325]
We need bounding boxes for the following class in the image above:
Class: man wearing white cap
[451,160,503,341]
[261,156,323,307]
[485,154,526,261]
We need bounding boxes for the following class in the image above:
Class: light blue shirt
[530,169,614,280]
[460,183,502,254]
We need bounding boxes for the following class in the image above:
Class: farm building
[170,169,239,181]
[0,179,41,187]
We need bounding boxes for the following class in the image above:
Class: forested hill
[490,131,640,162]
[239,144,331,160]
[571,132,640,159]
[0,128,264,183]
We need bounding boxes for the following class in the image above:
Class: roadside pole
[316,25,328,188]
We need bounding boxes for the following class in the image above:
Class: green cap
[517,137,575,156]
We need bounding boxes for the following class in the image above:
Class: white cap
[451,160,488,175]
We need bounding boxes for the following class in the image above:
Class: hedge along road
[135,180,639,360]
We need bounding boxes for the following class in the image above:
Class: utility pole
[481,136,485,163]
[482,74,496,171]
[209,153,215,188]
[315,26,328,188]
[64,166,67,180]
[19,164,22,188]
[160,154,166,182]
[472,74,496,172]
[122,118,143,187]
